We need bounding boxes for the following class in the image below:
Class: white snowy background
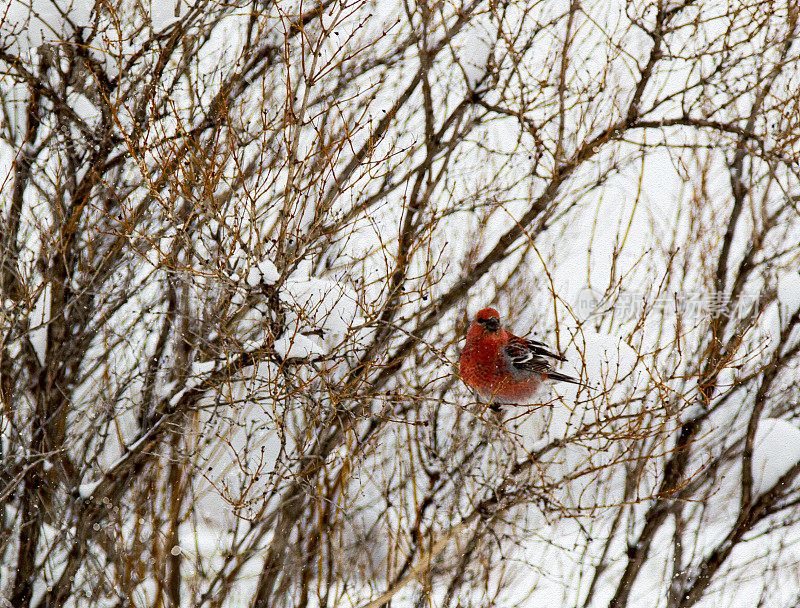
[1,0,800,607]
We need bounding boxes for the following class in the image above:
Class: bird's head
[475,308,501,333]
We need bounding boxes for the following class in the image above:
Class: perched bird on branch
[459,307,583,407]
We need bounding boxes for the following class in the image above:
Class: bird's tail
[547,370,592,388]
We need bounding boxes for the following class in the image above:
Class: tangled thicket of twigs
[1,0,799,607]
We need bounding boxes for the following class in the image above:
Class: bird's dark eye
[478,317,500,331]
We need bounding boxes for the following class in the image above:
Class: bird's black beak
[479,317,500,332]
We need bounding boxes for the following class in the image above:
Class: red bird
[459,307,582,404]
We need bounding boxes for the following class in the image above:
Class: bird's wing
[516,336,566,362]
[502,335,583,385]
[502,336,562,374]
